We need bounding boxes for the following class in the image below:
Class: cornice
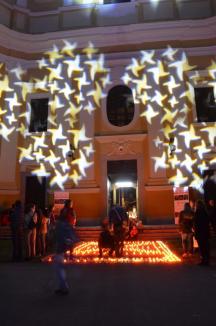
[0,16,216,56]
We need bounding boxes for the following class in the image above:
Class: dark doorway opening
[107,160,137,214]
[25,176,47,209]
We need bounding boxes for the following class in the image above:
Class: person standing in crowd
[47,205,56,253]
[54,209,75,295]
[39,209,49,257]
[24,204,37,260]
[179,202,194,258]
[60,200,77,227]
[194,200,210,266]
[109,204,128,257]
[9,200,23,261]
[207,199,216,234]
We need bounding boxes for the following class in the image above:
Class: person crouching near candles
[98,217,115,258]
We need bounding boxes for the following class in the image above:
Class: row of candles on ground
[45,241,181,264]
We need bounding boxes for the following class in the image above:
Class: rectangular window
[194,87,216,122]
[29,98,49,132]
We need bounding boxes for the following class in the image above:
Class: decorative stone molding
[0,0,216,35]
[107,141,137,156]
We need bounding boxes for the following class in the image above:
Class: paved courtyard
[1,254,216,326]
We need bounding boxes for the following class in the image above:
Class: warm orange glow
[44,241,181,264]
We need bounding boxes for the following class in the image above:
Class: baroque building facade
[0,0,216,224]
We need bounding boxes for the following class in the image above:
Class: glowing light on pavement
[43,241,181,264]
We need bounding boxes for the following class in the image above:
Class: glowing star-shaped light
[168,154,180,170]
[134,75,152,95]
[180,105,190,115]
[0,75,13,97]
[18,144,34,162]
[85,54,109,81]
[84,101,96,115]
[140,50,155,65]
[50,95,64,114]
[64,102,82,125]
[31,132,48,151]
[45,45,63,65]
[82,42,98,59]
[45,150,60,169]
[163,76,180,94]
[69,169,82,185]
[6,113,17,125]
[11,64,26,80]
[59,140,71,158]
[169,52,196,81]
[126,58,145,77]
[34,76,48,91]
[72,150,93,176]
[198,161,209,173]
[174,116,187,129]
[161,108,178,124]
[139,91,151,106]
[168,95,179,108]
[69,125,91,149]
[33,148,46,163]
[207,60,216,79]
[0,123,15,141]
[148,60,168,84]
[50,169,68,190]
[15,82,33,101]
[161,124,176,140]
[180,154,197,173]
[190,173,203,191]
[59,82,75,100]
[169,169,188,186]
[121,72,132,85]
[161,46,178,62]
[180,82,194,104]
[101,74,112,88]
[151,90,167,107]
[49,80,59,94]
[83,143,95,157]
[16,122,27,138]
[87,82,105,107]
[37,58,48,69]
[152,152,169,172]
[32,163,51,178]
[153,136,163,148]
[74,92,85,105]
[49,124,67,145]
[179,125,199,148]
[140,104,159,124]
[64,55,82,78]
[47,63,63,82]
[60,160,70,173]
[201,125,216,146]
[194,140,211,159]
[74,72,90,91]
[61,40,77,57]
[19,103,31,125]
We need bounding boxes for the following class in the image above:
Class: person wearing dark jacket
[179,203,194,258]
[54,212,76,295]
[9,200,23,261]
[109,204,128,257]
[194,200,210,266]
